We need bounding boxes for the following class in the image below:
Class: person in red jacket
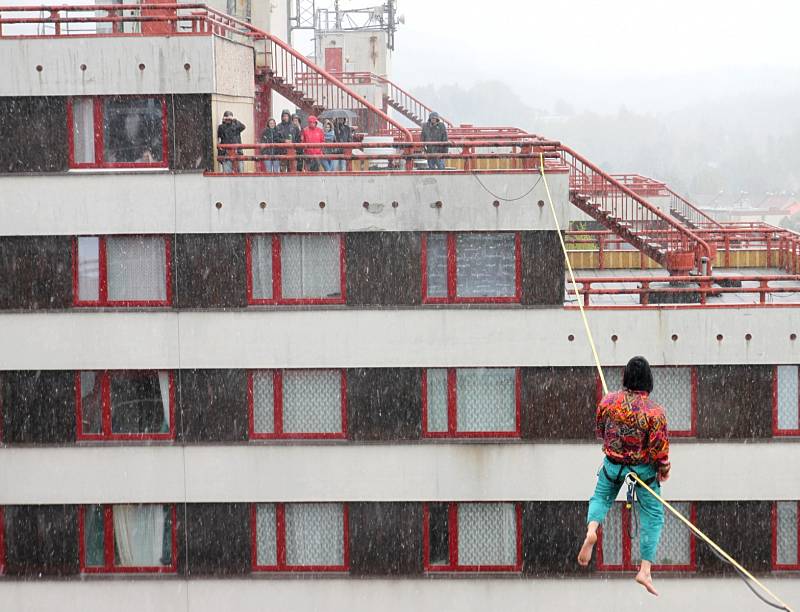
[301,115,325,172]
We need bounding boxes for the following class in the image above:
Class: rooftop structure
[0,4,799,611]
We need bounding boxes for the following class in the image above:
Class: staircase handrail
[663,185,723,228]
[199,7,413,142]
[559,144,713,269]
[370,73,453,127]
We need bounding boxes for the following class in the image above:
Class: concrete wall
[1,442,798,504]
[0,308,795,370]
[0,172,571,235]
[0,36,253,98]
[0,575,797,612]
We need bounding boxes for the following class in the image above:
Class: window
[73,235,172,306]
[774,366,800,435]
[423,368,520,437]
[248,369,346,439]
[252,503,348,571]
[68,96,168,168]
[247,234,345,304]
[80,504,177,573]
[598,366,696,436]
[422,232,521,303]
[0,507,4,575]
[76,371,174,440]
[424,502,521,571]
[597,502,695,571]
[774,501,800,570]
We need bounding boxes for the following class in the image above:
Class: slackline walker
[538,152,794,611]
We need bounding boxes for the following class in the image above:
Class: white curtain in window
[285,503,344,566]
[113,504,166,567]
[425,233,448,297]
[776,501,798,565]
[455,233,516,298]
[72,98,95,164]
[600,503,623,565]
[456,368,516,432]
[606,367,693,431]
[458,503,516,566]
[632,501,691,566]
[425,368,448,432]
[280,235,340,299]
[282,370,341,434]
[250,235,273,300]
[157,370,170,433]
[777,366,799,431]
[77,236,100,301]
[252,371,275,433]
[255,503,278,566]
[107,236,167,301]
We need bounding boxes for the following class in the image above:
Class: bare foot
[635,570,659,597]
[577,531,597,566]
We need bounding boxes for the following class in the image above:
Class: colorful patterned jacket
[596,389,670,470]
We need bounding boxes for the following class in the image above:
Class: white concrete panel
[0,576,798,612]
[0,308,797,370]
[0,172,570,235]
[213,36,255,98]
[1,442,799,504]
[1,36,217,97]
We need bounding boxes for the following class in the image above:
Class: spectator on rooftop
[259,118,281,173]
[301,115,325,172]
[321,120,337,172]
[216,110,245,174]
[333,116,353,172]
[420,111,448,170]
[275,109,298,172]
[291,114,304,172]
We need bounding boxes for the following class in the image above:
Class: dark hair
[622,355,653,393]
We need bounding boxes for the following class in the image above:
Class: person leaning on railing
[216,110,245,174]
[420,111,448,170]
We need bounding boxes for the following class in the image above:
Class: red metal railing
[567,273,800,307]
[664,185,722,228]
[609,174,669,197]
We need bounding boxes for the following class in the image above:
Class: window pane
[250,235,274,300]
[776,502,798,566]
[107,236,167,302]
[112,504,168,567]
[72,98,95,164]
[457,503,517,566]
[777,366,799,431]
[255,503,278,566]
[425,368,448,432]
[455,233,516,298]
[109,371,170,434]
[103,97,163,163]
[80,371,103,434]
[282,370,341,434]
[600,503,623,566]
[631,501,691,566]
[280,235,341,299]
[605,367,693,432]
[77,236,100,302]
[456,368,516,432]
[252,371,275,433]
[84,504,105,567]
[425,233,447,298]
[285,503,344,566]
[427,503,450,566]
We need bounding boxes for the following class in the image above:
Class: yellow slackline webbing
[538,153,794,612]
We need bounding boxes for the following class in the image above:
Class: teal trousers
[587,456,665,563]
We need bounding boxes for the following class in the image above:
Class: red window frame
[423,502,523,572]
[0,507,5,576]
[595,366,697,437]
[250,502,350,572]
[78,504,178,574]
[421,232,522,304]
[66,96,169,169]
[245,234,347,305]
[596,502,696,572]
[75,370,176,441]
[772,501,800,570]
[421,368,521,438]
[773,366,800,436]
[247,369,347,440]
[72,235,173,307]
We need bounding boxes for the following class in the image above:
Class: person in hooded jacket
[216,110,246,173]
[291,114,304,172]
[321,119,337,172]
[420,111,448,170]
[333,117,353,171]
[259,118,281,173]
[275,109,298,172]
[301,115,325,172]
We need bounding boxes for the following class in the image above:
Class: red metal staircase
[376,75,453,128]
[664,185,723,229]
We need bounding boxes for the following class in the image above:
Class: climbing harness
[539,153,794,612]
